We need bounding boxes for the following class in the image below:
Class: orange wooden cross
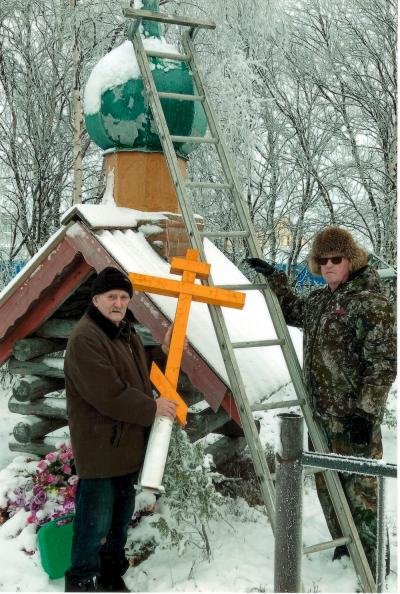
[129,249,246,427]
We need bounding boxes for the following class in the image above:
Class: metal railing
[274,413,397,593]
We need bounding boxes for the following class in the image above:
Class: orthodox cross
[129,248,246,426]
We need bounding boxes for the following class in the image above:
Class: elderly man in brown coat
[64,267,176,592]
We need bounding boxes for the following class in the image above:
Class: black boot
[65,572,96,592]
[332,545,350,561]
[95,575,130,592]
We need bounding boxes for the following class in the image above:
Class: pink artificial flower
[46,474,57,484]
[61,464,72,475]
[37,460,47,471]
[68,475,79,486]
[59,452,70,463]
[45,452,57,462]
[57,443,66,451]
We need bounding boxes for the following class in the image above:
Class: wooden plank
[129,273,246,309]
[164,262,196,387]
[150,363,188,426]
[8,395,67,419]
[13,337,67,361]
[0,258,92,366]
[12,376,64,402]
[169,255,210,279]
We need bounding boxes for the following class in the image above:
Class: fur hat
[91,267,133,298]
[309,227,368,276]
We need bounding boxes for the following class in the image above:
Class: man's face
[319,255,350,290]
[92,290,131,325]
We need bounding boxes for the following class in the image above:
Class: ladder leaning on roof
[123,6,376,592]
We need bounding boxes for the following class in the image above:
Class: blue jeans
[66,472,138,581]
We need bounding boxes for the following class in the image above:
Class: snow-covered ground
[0,382,397,593]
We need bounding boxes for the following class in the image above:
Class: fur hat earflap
[309,227,369,276]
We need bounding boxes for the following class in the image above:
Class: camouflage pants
[309,417,383,576]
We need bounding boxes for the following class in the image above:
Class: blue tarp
[275,263,326,292]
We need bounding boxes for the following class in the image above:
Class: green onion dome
[83,0,207,157]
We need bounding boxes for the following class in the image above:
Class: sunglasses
[316,256,344,265]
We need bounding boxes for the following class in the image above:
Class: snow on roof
[84,37,181,115]
[67,224,303,405]
[61,204,170,229]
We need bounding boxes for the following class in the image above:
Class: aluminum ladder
[124,7,376,592]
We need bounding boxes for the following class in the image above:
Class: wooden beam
[129,273,246,309]
[205,436,247,467]
[8,395,67,419]
[8,357,65,378]
[13,417,67,443]
[13,338,67,362]
[169,255,211,279]
[9,437,64,457]
[36,319,78,339]
[0,257,92,366]
[12,376,64,402]
[185,406,231,442]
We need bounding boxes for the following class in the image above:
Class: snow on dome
[84,37,181,115]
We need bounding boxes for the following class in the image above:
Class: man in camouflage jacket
[248,226,396,578]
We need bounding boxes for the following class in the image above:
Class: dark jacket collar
[86,303,135,340]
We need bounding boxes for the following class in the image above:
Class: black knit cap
[91,267,133,298]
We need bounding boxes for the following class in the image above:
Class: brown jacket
[64,305,158,478]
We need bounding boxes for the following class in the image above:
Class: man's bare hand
[161,324,189,355]
[155,397,177,420]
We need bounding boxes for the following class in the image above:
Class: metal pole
[376,477,386,592]
[274,413,304,593]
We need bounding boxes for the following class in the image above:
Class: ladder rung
[304,466,327,476]
[200,231,249,239]
[231,339,285,349]
[303,536,351,555]
[170,135,218,144]
[123,8,216,30]
[158,92,204,102]
[145,50,189,61]
[216,283,268,291]
[251,398,301,412]
[186,182,232,190]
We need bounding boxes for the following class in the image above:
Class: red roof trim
[0,257,93,366]
[0,236,80,341]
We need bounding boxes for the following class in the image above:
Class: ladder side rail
[182,33,313,398]
[129,25,277,530]
[183,31,375,592]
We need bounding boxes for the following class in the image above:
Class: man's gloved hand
[344,416,374,445]
[246,257,276,277]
